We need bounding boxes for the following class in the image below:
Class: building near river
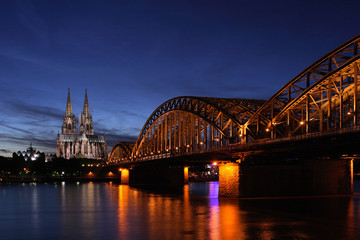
[17,143,43,161]
[56,89,107,160]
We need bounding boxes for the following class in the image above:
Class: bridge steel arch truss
[132,97,264,160]
[108,35,360,164]
[108,142,134,164]
[245,35,360,141]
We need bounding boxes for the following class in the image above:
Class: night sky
[0,0,359,156]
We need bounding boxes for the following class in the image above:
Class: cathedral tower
[79,89,94,135]
[62,88,76,134]
[56,89,107,160]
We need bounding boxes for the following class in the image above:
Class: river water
[1,180,360,240]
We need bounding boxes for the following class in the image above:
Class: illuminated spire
[66,88,73,116]
[62,88,76,135]
[83,89,90,116]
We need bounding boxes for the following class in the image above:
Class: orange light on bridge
[200,142,203,145]
[107,172,114,177]
[118,168,122,172]
[88,172,94,176]
[184,167,189,184]
[300,121,304,125]
[265,128,270,132]
[212,162,217,166]
[121,168,129,184]
[186,144,190,148]
[176,147,179,150]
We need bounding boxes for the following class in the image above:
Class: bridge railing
[228,125,360,151]
[109,126,360,164]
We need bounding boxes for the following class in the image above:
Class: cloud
[106,133,138,149]
[0,99,62,155]
[0,97,143,155]
[3,100,63,121]
[0,132,56,151]
[0,149,12,154]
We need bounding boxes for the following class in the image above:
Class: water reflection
[1,181,360,239]
[208,183,220,240]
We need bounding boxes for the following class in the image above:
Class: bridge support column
[129,166,189,186]
[219,163,240,198]
[219,158,353,198]
[120,168,129,184]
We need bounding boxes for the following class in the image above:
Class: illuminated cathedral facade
[56,89,108,160]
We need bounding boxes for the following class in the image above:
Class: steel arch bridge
[109,35,360,163]
[108,142,134,164]
[245,34,360,140]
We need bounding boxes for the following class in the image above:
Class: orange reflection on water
[182,185,193,237]
[218,199,246,239]
[115,183,218,239]
[117,185,130,239]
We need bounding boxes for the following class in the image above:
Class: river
[1,180,360,239]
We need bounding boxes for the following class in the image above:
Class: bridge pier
[120,168,129,184]
[219,158,353,198]
[128,165,189,186]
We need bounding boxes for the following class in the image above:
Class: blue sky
[0,0,359,156]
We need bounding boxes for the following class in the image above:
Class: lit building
[56,89,108,160]
[17,143,42,161]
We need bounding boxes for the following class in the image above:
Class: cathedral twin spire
[57,89,107,160]
[62,89,94,135]
[83,89,90,117]
[65,88,73,116]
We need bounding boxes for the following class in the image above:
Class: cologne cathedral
[56,89,108,160]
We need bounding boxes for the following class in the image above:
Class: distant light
[175,147,179,150]
[200,142,203,145]
[212,162,217,166]
[266,128,270,132]
[186,145,190,148]
[300,121,304,125]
